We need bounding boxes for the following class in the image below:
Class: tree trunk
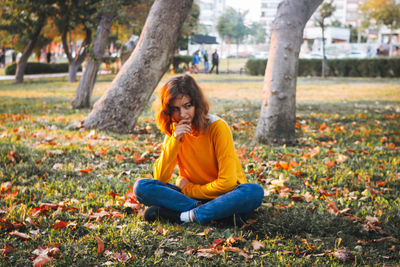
[321,24,327,78]
[62,28,91,83]
[68,61,81,82]
[254,0,322,145]
[84,0,193,133]
[15,16,46,83]
[72,13,114,109]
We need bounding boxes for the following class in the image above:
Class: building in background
[259,0,363,44]
[195,0,226,43]
[259,0,281,41]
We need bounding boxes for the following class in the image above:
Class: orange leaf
[52,220,68,229]
[325,160,335,168]
[94,236,105,254]
[210,238,226,248]
[358,113,366,119]
[79,168,93,173]
[276,161,290,170]
[223,246,241,252]
[318,123,327,131]
[115,154,125,163]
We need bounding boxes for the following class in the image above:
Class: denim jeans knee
[192,183,264,224]
[133,178,200,212]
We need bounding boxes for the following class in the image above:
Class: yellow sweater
[153,115,247,199]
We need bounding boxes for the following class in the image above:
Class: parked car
[252,52,269,59]
[300,52,326,59]
[342,50,369,59]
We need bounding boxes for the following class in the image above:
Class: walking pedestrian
[192,50,201,73]
[209,50,219,74]
[203,50,209,73]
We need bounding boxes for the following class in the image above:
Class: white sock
[180,210,195,222]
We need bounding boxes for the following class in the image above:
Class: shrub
[245,57,400,77]
[5,62,82,75]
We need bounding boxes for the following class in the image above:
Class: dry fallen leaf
[79,168,93,174]
[304,192,314,202]
[52,220,68,230]
[290,194,303,202]
[10,230,30,240]
[33,254,51,267]
[155,226,169,236]
[1,181,12,192]
[251,240,264,250]
[94,236,105,254]
[327,201,340,215]
[332,249,353,262]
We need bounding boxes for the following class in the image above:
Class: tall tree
[254,0,323,145]
[0,0,55,83]
[249,22,267,44]
[72,7,114,108]
[53,0,99,82]
[314,0,335,78]
[217,7,249,54]
[73,0,198,109]
[361,0,400,55]
[83,0,193,132]
[72,0,131,109]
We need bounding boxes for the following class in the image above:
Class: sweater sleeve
[182,120,239,199]
[153,135,182,183]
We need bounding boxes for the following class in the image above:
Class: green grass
[0,75,399,266]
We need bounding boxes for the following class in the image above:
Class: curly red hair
[156,74,209,136]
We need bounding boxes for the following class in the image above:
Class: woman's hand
[173,119,191,141]
[177,177,190,190]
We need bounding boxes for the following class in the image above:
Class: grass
[0,74,399,266]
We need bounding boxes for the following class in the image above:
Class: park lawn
[0,75,399,266]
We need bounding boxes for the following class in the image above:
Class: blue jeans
[133,179,264,224]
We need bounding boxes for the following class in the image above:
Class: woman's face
[169,94,195,124]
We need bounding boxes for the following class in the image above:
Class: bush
[245,57,400,77]
[5,62,82,75]
[172,55,193,73]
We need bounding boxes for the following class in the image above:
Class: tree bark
[72,13,114,109]
[84,0,193,133]
[254,0,322,145]
[15,16,46,83]
[68,61,81,82]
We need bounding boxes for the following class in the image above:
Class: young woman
[133,74,264,226]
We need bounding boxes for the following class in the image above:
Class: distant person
[394,46,400,56]
[12,52,16,64]
[192,50,201,74]
[203,50,209,73]
[0,48,5,68]
[46,51,51,64]
[209,50,219,74]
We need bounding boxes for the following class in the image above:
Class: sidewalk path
[0,71,111,81]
